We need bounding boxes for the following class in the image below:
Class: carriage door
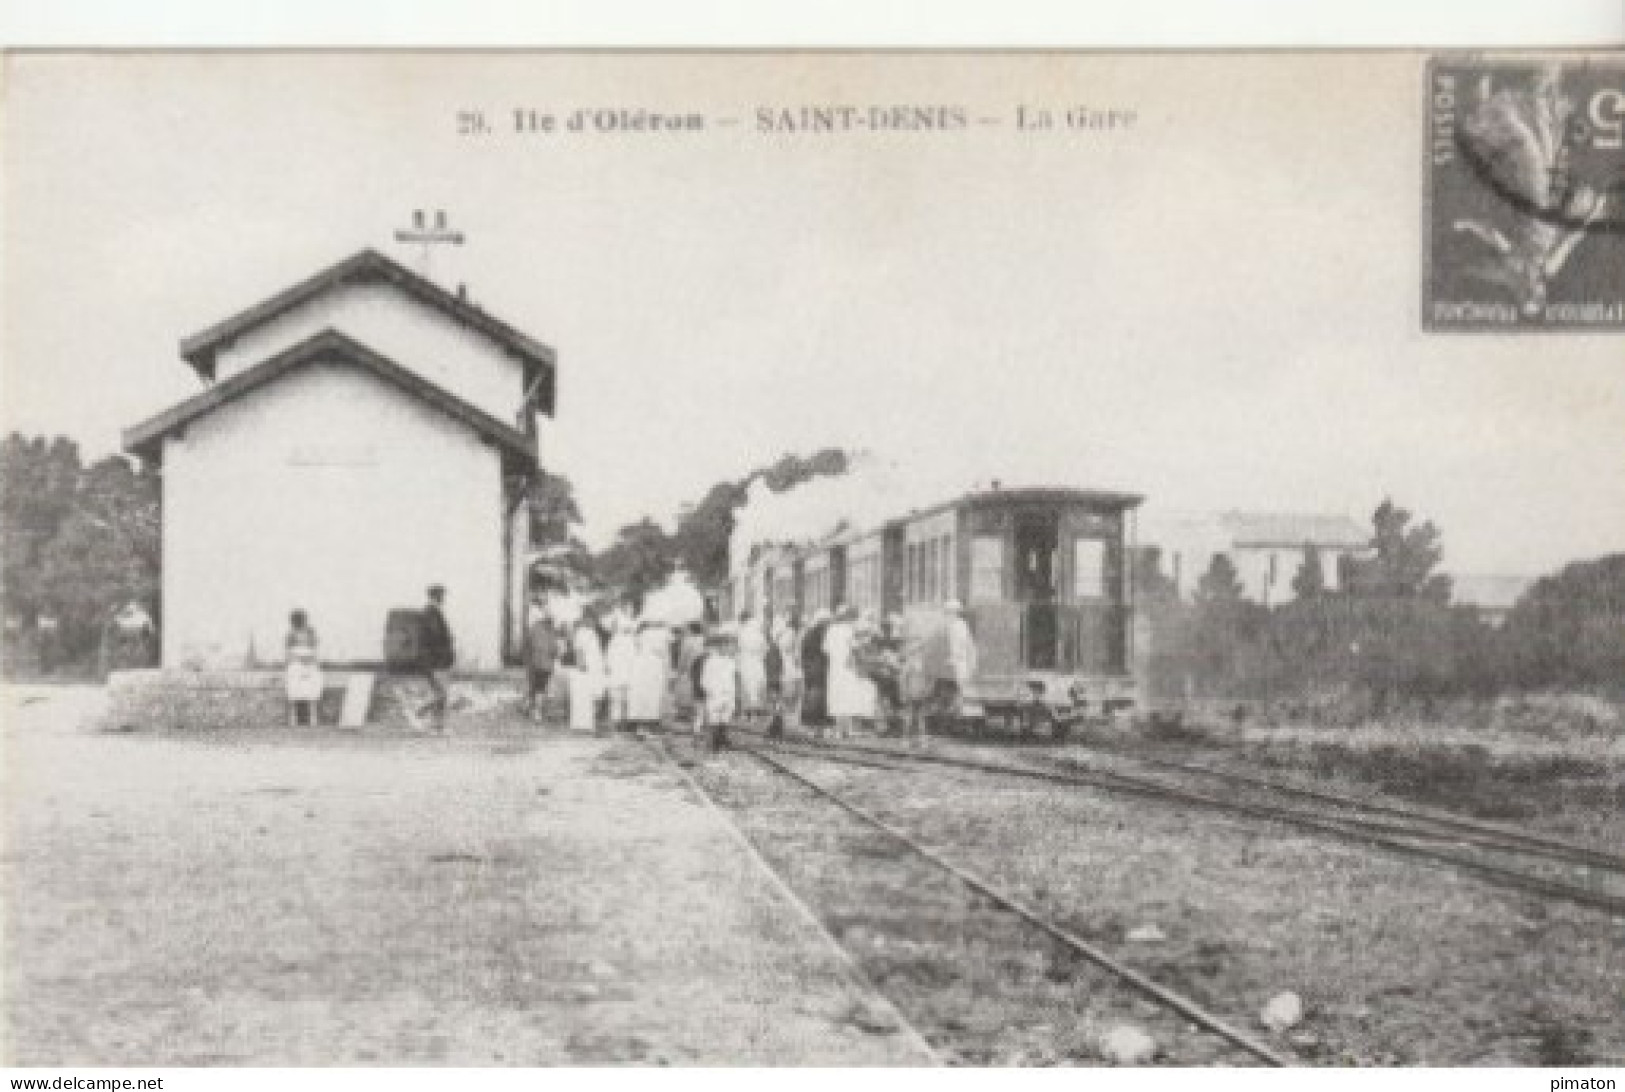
[882,525,907,616]
[1014,513,1059,669]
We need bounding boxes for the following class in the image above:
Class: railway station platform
[3,686,934,1066]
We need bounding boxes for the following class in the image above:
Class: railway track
[737,729,1625,919]
[1048,742,1625,872]
[693,739,1293,1066]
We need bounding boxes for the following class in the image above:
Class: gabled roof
[179,248,556,417]
[125,329,539,469]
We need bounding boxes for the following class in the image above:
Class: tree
[38,456,160,657]
[670,479,748,589]
[1,434,84,618]
[1133,546,1194,702]
[1190,554,1264,695]
[527,471,593,584]
[2,440,160,671]
[1351,498,1451,602]
[1195,553,1245,605]
[1503,554,1625,688]
[529,471,583,547]
[1290,545,1326,601]
[594,518,675,610]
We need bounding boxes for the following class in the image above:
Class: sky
[3,51,1622,578]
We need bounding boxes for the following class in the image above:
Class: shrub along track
[742,731,1625,919]
[667,737,1288,1066]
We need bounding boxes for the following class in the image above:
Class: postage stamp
[1424,54,1625,331]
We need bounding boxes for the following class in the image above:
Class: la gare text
[464,104,1137,136]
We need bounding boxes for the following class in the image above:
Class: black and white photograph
[2,38,1623,1074]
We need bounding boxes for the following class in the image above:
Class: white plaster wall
[211,280,528,427]
[161,361,504,670]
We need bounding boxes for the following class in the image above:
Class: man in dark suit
[418,584,455,731]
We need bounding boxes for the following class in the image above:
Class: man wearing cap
[522,588,559,722]
[418,584,455,731]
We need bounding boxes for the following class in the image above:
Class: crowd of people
[279,581,980,748]
[516,587,980,754]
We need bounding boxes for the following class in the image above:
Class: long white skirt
[737,653,766,711]
[628,652,667,723]
[286,661,323,702]
[569,668,603,732]
[828,661,876,720]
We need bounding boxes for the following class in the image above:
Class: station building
[124,249,556,671]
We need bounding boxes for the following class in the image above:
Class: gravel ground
[2,685,931,1066]
[689,749,1268,1067]
[697,736,1624,1066]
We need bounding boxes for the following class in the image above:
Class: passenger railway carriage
[731,486,1144,734]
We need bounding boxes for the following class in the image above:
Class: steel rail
[1051,745,1625,872]
[746,732,1625,918]
[740,744,1293,1066]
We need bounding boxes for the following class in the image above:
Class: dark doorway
[1015,515,1059,669]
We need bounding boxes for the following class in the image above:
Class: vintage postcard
[2,50,1622,1074]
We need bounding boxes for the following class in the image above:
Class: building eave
[125,328,540,468]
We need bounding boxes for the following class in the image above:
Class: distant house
[1449,573,1535,627]
[1139,509,1372,604]
[125,249,557,670]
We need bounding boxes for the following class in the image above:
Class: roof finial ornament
[393,208,465,280]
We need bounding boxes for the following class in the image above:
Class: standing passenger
[899,612,932,747]
[522,590,559,722]
[674,622,706,725]
[628,619,670,732]
[284,609,323,727]
[417,585,455,732]
[826,605,868,740]
[568,610,606,733]
[699,628,738,752]
[775,613,804,730]
[763,625,786,738]
[945,599,978,710]
[604,615,638,731]
[800,608,832,740]
[735,610,768,723]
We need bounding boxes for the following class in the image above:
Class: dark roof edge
[178,248,557,375]
[125,328,539,467]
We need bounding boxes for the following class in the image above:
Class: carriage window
[971,536,1003,602]
[1074,538,1106,599]
[941,535,955,600]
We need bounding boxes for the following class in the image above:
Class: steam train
[728,485,1143,735]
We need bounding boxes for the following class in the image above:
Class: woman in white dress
[772,614,803,730]
[628,620,670,728]
[735,611,768,721]
[604,614,638,731]
[284,609,323,727]
[568,612,606,733]
[825,605,873,739]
